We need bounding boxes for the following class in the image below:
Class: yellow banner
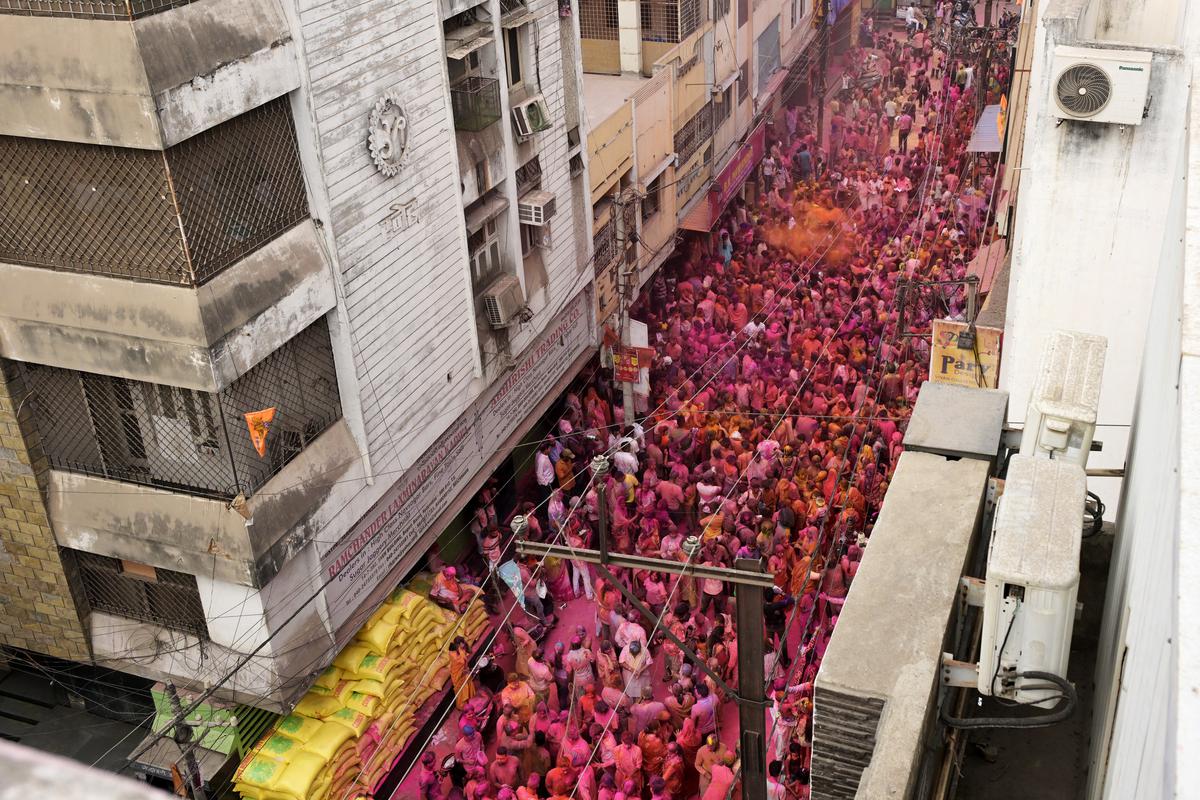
[930,320,1003,389]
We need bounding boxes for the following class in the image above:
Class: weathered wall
[0,222,335,392]
[1001,0,1188,511]
[0,363,89,661]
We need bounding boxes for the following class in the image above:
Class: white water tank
[1020,330,1107,467]
[979,455,1086,707]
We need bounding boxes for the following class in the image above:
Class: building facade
[0,0,594,710]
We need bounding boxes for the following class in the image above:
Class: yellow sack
[275,714,324,743]
[352,679,385,699]
[325,707,371,737]
[357,620,398,656]
[235,752,288,789]
[293,693,343,719]
[313,667,342,692]
[301,722,356,761]
[345,691,379,716]
[259,734,300,763]
[354,654,396,683]
[332,645,370,674]
[235,784,265,800]
[273,752,328,800]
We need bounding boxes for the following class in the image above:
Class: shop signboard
[319,290,593,634]
[929,319,1003,389]
[708,123,767,221]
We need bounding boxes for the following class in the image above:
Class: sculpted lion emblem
[368,93,410,177]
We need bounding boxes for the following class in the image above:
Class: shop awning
[966,239,1008,294]
[709,121,767,219]
[679,189,716,232]
[968,104,1004,152]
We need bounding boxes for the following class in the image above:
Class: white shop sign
[320,291,593,631]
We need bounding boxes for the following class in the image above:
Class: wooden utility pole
[516,455,773,796]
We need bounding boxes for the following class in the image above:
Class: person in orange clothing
[500,673,536,724]
[447,636,475,711]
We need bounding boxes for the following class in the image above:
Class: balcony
[451,76,503,132]
[14,317,342,501]
[0,0,193,19]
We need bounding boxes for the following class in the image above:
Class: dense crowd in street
[414,9,1006,799]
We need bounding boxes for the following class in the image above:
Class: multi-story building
[0,0,594,712]
[579,0,818,326]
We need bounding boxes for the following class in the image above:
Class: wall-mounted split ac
[1049,45,1152,125]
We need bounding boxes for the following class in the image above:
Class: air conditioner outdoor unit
[481,274,526,328]
[1049,45,1152,125]
[512,95,553,139]
[979,454,1086,707]
[518,189,557,225]
[1020,329,1107,467]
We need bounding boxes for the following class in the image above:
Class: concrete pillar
[618,0,642,73]
[0,363,90,661]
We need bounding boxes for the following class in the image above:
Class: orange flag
[244,407,277,457]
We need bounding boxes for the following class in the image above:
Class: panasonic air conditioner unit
[518,189,557,225]
[1020,330,1107,467]
[1050,46,1151,125]
[481,274,526,327]
[511,95,553,139]
[979,455,1086,707]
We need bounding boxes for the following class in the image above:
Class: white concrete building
[999,0,1199,794]
[0,0,595,710]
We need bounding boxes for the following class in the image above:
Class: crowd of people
[414,8,1007,799]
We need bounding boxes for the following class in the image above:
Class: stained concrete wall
[0,0,299,149]
[0,221,336,392]
[0,363,89,661]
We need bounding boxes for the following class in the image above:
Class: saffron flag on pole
[244,407,277,457]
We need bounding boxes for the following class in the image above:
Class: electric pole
[166,682,207,800]
[815,4,830,154]
[517,455,773,796]
[613,189,640,427]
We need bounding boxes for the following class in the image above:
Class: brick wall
[0,362,90,660]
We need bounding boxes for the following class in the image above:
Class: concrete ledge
[0,220,336,392]
[813,452,989,798]
[46,419,361,588]
[0,0,299,149]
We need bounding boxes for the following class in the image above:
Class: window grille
[0,97,308,285]
[673,102,713,167]
[641,0,702,42]
[0,0,193,19]
[642,176,662,221]
[579,0,619,39]
[14,317,341,499]
[593,217,619,274]
[516,156,543,194]
[67,550,208,639]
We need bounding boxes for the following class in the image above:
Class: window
[516,156,543,194]
[737,0,748,26]
[469,219,504,287]
[714,0,730,19]
[674,103,713,166]
[737,60,749,102]
[70,550,208,639]
[570,153,585,177]
[714,86,733,125]
[521,222,551,255]
[791,0,804,27]
[641,175,662,221]
[756,17,781,93]
[504,26,523,88]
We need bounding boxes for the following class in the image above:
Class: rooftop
[582,72,652,125]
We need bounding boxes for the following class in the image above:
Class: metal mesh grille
[674,102,713,166]
[68,550,208,638]
[15,317,341,499]
[0,0,194,18]
[579,0,619,39]
[641,0,702,42]
[0,139,188,282]
[593,216,619,274]
[0,97,308,285]
[168,97,309,283]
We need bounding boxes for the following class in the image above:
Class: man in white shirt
[613,441,639,476]
[535,442,555,507]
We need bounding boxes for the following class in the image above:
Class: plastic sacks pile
[234,581,490,800]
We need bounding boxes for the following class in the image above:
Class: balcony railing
[0,96,309,285]
[0,0,194,19]
[68,551,208,639]
[13,317,342,500]
[451,77,503,133]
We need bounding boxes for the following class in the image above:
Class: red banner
[614,349,641,383]
[709,122,768,220]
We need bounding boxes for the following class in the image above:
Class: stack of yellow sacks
[233,579,490,800]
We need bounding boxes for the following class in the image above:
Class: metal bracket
[941,653,980,688]
[960,576,986,608]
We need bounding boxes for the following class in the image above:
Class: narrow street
[395,9,1011,799]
